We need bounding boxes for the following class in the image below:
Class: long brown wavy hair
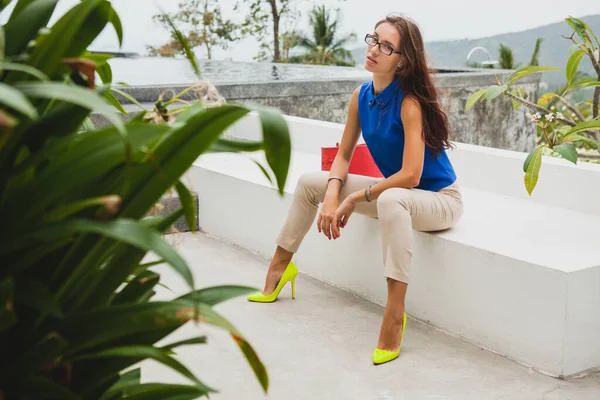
[375,14,454,156]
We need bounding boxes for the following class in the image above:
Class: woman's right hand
[317,194,339,240]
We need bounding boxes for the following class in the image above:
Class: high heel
[372,312,407,365]
[247,261,298,303]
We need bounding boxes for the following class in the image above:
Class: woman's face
[364,22,401,76]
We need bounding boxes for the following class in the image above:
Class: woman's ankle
[269,259,291,272]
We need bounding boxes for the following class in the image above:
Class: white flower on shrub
[546,113,555,122]
[526,112,540,122]
[556,112,564,120]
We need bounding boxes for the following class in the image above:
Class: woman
[247,14,464,366]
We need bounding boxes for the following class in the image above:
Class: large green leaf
[505,66,561,86]
[0,82,38,119]
[98,63,113,84]
[64,2,117,66]
[563,120,600,137]
[257,107,291,195]
[234,333,268,393]
[566,49,585,84]
[0,277,17,332]
[100,368,141,400]
[561,134,600,147]
[3,0,58,58]
[81,52,114,84]
[179,285,258,306]
[175,181,197,232]
[25,0,106,78]
[208,138,263,153]
[552,143,578,164]
[566,16,589,43]
[189,303,268,393]
[524,146,544,195]
[537,92,557,106]
[510,87,520,110]
[9,0,38,21]
[42,195,122,223]
[253,160,274,184]
[161,336,207,351]
[81,51,113,65]
[485,84,507,101]
[15,82,124,133]
[111,87,145,110]
[70,346,211,389]
[117,383,214,400]
[162,13,200,79]
[58,300,200,352]
[153,208,186,233]
[112,270,160,305]
[465,88,487,111]
[105,90,127,115]
[0,219,194,288]
[0,61,48,80]
[108,4,123,46]
[579,80,600,88]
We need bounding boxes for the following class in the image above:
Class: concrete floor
[143,232,600,400]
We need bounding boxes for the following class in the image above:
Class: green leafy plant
[465,16,600,195]
[0,0,291,398]
[498,43,518,70]
[529,38,543,67]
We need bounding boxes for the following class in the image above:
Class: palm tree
[295,6,356,66]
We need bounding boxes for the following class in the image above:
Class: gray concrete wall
[109,68,540,152]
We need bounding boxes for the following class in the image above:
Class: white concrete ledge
[185,113,600,378]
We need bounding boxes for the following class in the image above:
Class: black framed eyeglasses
[365,34,401,56]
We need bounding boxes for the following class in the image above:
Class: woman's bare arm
[325,87,362,198]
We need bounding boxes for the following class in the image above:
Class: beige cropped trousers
[276,171,464,283]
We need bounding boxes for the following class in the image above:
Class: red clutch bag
[321,143,383,178]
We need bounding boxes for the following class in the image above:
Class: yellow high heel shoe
[372,312,407,365]
[247,261,298,303]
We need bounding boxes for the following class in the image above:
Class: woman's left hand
[331,197,357,239]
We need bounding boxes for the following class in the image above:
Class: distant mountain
[351,15,600,89]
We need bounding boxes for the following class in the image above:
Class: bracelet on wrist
[327,176,344,185]
[364,184,373,202]
[327,176,344,191]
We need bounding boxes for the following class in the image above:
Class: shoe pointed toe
[247,292,275,303]
[372,348,399,365]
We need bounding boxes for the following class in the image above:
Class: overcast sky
[2,0,600,61]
